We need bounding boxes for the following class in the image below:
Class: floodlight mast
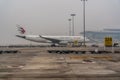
[81,0,87,46]
[71,14,76,36]
[68,19,72,36]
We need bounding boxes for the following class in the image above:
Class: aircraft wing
[39,35,61,43]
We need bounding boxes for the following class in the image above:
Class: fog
[0,0,120,45]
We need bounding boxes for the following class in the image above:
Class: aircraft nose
[16,35,26,38]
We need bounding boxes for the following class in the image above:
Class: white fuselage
[16,35,90,45]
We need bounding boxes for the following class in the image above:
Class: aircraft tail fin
[17,25,26,34]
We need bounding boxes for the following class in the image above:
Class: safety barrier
[47,50,120,54]
[0,50,20,54]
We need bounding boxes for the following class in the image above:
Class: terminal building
[80,29,120,46]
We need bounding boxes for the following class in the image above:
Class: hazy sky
[0,0,120,45]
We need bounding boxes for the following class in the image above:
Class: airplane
[16,25,90,46]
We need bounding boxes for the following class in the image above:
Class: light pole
[81,0,87,46]
[68,19,72,36]
[71,14,76,36]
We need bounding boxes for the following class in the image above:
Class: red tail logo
[17,25,26,34]
[18,27,26,34]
